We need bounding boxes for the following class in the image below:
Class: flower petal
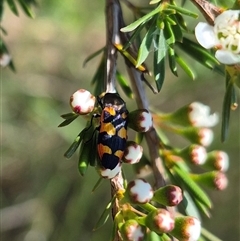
[195,22,217,49]
[215,50,240,65]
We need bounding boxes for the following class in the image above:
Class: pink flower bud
[123,141,143,164]
[204,151,229,172]
[178,127,214,147]
[127,179,153,204]
[119,219,145,241]
[191,171,228,190]
[146,209,175,234]
[198,128,214,147]
[177,145,207,165]
[70,89,96,114]
[128,109,153,132]
[153,185,183,206]
[170,216,201,241]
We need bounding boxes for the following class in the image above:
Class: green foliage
[1,0,240,241]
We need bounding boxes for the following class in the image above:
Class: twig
[190,0,223,25]
[105,1,125,240]
[105,0,122,93]
[126,67,166,189]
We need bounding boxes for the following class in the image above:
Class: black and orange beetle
[97,93,128,170]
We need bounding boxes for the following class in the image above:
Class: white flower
[189,102,218,128]
[70,89,96,114]
[195,10,240,65]
[127,179,153,204]
[0,53,11,67]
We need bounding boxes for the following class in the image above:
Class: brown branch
[105,0,122,93]
[105,1,125,240]
[190,0,223,25]
[126,67,166,189]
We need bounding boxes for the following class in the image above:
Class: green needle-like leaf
[175,53,195,79]
[168,46,178,76]
[136,25,155,67]
[7,0,19,16]
[116,71,133,99]
[173,163,212,209]
[177,38,220,70]
[167,4,198,18]
[17,0,35,18]
[83,47,105,67]
[58,115,79,127]
[121,6,161,32]
[153,30,166,92]
[221,80,234,142]
[60,112,78,120]
[163,20,175,45]
[94,196,116,230]
[64,135,82,159]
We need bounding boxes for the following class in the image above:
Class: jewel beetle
[97,93,128,170]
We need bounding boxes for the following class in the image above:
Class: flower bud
[70,89,96,114]
[119,219,145,241]
[123,141,143,164]
[170,216,201,241]
[191,171,228,190]
[145,209,175,234]
[0,52,11,67]
[153,185,183,206]
[179,127,214,147]
[126,179,153,204]
[98,163,122,179]
[128,109,153,132]
[160,102,218,128]
[176,144,207,165]
[204,151,229,172]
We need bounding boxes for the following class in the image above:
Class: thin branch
[126,67,166,189]
[190,0,223,25]
[105,1,125,240]
[105,0,122,93]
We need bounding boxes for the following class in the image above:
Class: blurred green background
[1,0,239,241]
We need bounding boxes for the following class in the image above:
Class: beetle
[97,93,128,170]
